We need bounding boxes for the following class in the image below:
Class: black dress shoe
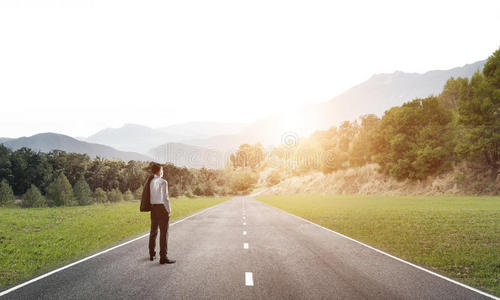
[159,257,176,264]
[150,252,156,261]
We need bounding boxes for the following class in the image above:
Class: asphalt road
[1,196,495,299]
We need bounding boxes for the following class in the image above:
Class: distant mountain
[1,133,151,161]
[305,59,487,131]
[86,124,181,154]
[186,60,486,151]
[157,121,247,139]
[86,122,247,154]
[148,142,228,169]
[0,138,13,144]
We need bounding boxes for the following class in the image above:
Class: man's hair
[151,163,162,174]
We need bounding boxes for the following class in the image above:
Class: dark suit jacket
[140,175,154,212]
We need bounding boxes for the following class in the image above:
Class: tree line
[268,47,500,183]
[0,147,233,208]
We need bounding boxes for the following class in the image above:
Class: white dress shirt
[149,175,171,214]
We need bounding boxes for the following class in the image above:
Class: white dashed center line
[243,222,246,225]
[243,243,249,249]
[243,231,247,235]
[243,216,246,219]
[245,272,254,286]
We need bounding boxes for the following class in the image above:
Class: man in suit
[148,163,176,264]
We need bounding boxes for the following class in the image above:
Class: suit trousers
[149,204,170,258]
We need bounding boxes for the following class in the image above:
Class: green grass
[257,194,500,296]
[0,196,228,289]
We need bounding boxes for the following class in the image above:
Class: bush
[184,187,194,198]
[0,179,15,206]
[229,170,258,193]
[94,188,107,204]
[134,186,143,199]
[203,181,215,196]
[124,190,134,201]
[108,188,123,203]
[46,172,74,206]
[169,184,180,198]
[73,177,94,206]
[21,185,47,208]
[266,170,281,186]
[193,185,203,196]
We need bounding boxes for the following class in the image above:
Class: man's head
[151,163,163,177]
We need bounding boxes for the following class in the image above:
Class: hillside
[86,122,247,154]
[85,123,181,154]
[261,164,500,196]
[148,142,228,169]
[306,59,486,131]
[2,133,151,162]
[187,60,486,151]
[157,121,247,139]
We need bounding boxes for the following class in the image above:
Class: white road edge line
[262,201,499,300]
[245,272,254,286]
[243,243,249,249]
[0,199,229,297]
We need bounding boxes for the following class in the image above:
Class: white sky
[1,0,499,138]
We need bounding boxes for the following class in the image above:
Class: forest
[0,147,241,207]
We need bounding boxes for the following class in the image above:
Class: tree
[122,160,147,193]
[134,186,143,199]
[65,153,90,185]
[374,97,454,180]
[123,190,134,201]
[85,157,108,192]
[266,169,281,186]
[21,184,47,208]
[94,187,108,204]
[107,188,123,203]
[73,177,94,206]
[229,170,258,192]
[456,48,500,180]
[0,145,13,185]
[103,160,126,191]
[9,148,53,195]
[230,143,265,170]
[46,172,74,206]
[168,184,180,198]
[439,77,470,110]
[0,179,15,206]
[349,114,381,167]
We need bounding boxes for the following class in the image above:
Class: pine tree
[0,179,15,206]
[22,184,47,208]
[73,177,94,206]
[107,188,123,203]
[94,187,108,204]
[124,190,134,201]
[46,172,74,206]
[134,186,143,199]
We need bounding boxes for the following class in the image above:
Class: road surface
[1,196,495,299]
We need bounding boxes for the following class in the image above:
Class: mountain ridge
[1,132,151,162]
[85,121,247,154]
[184,59,487,151]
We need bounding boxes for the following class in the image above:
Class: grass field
[0,196,228,289]
[257,194,500,296]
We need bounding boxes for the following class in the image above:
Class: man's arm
[163,180,171,216]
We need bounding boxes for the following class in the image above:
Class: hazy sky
[1,0,499,138]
